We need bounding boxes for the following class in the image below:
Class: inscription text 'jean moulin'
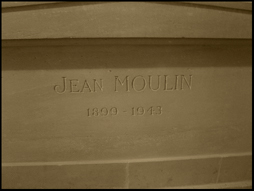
[54,75,193,94]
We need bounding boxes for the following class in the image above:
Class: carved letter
[132,75,146,92]
[175,75,179,90]
[149,75,161,91]
[181,75,192,90]
[54,77,67,94]
[94,79,103,92]
[164,75,174,91]
[80,80,92,92]
[115,76,130,92]
[70,79,80,93]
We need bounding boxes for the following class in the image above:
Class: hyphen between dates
[87,106,162,117]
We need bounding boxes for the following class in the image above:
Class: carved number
[132,106,162,116]
[87,107,118,117]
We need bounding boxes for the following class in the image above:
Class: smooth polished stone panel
[2,39,252,163]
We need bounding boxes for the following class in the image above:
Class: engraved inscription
[115,76,130,92]
[132,75,147,92]
[70,79,79,93]
[87,106,162,117]
[181,75,193,90]
[149,75,161,91]
[54,75,192,94]
[114,75,193,92]
[87,107,118,117]
[53,74,192,117]
[54,77,104,94]
[132,106,162,116]
[54,77,67,94]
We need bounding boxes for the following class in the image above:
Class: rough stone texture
[2,2,252,39]
[218,155,252,183]
[2,163,126,189]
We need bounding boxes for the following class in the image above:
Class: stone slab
[2,39,252,163]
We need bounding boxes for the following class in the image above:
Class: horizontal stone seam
[156,180,252,189]
[2,152,252,167]
[2,38,252,47]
